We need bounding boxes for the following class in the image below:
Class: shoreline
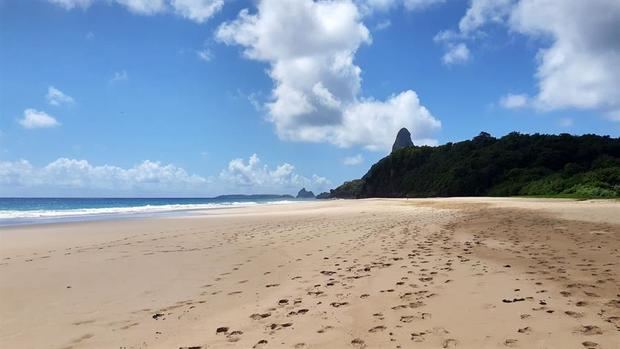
[0,199,308,228]
[1,198,618,348]
[2,196,618,228]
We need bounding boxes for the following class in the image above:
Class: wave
[0,200,297,222]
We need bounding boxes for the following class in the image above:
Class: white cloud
[336,90,440,150]
[18,109,60,129]
[197,48,213,61]
[170,0,224,23]
[442,43,470,65]
[509,0,620,114]
[343,154,364,165]
[440,0,620,118]
[47,0,223,23]
[434,0,513,66]
[216,0,441,151]
[499,93,529,109]
[358,0,445,12]
[46,86,75,106]
[0,155,330,196]
[110,70,128,83]
[458,0,514,34]
[115,0,166,14]
[0,158,208,196]
[48,0,93,10]
[220,154,330,193]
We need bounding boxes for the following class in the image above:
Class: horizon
[1,0,619,197]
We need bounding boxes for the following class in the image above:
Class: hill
[327,132,620,199]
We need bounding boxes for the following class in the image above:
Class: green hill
[327,132,620,199]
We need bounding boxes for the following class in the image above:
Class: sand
[0,198,618,349]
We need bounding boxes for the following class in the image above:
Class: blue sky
[1,0,619,197]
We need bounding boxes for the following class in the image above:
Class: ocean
[0,197,302,226]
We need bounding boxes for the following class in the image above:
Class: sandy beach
[1,198,619,349]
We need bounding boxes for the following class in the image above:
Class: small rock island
[296,188,315,199]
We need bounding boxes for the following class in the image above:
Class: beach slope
[0,198,618,348]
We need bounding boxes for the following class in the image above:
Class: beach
[1,198,619,349]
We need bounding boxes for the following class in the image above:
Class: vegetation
[327,132,620,199]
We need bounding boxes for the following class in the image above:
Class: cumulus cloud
[47,0,223,23]
[216,0,441,151]
[220,154,330,193]
[343,154,364,165]
[18,109,60,129]
[499,93,529,109]
[46,86,75,106]
[441,43,470,65]
[0,158,208,196]
[170,0,223,23]
[116,0,166,14]
[440,0,620,119]
[458,0,514,34]
[0,155,329,196]
[509,0,620,115]
[433,0,512,66]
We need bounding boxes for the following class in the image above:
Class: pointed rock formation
[296,188,315,198]
[392,128,414,152]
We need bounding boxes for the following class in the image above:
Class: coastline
[0,198,306,227]
[1,198,618,348]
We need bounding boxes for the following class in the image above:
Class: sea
[0,197,302,226]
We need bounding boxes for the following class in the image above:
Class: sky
[0,0,619,197]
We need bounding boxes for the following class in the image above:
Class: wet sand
[0,198,618,348]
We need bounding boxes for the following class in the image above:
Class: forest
[326,132,620,199]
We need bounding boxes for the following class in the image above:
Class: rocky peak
[392,128,414,152]
[296,188,315,199]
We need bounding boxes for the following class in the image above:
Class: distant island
[296,188,315,199]
[325,129,620,199]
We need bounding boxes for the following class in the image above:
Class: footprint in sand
[351,338,366,348]
[252,339,268,348]
[576,325,603,335]
[226,330,243,342]
[504,338,518,347]
[564,310,584,318]
[317,325,333,333]
[517,326,531,334]
[410,331,427,342]
[216,326,229,334]
[582,341,599,348]
[442,338,458,348]
[250,313,272,320]
[368,325,386,333]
